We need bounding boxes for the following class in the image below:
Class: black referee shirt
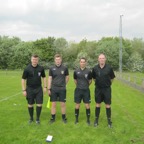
[22,64,46,88]
[74,68,92,89]
[49,64,69,90]
[92,64,115,88]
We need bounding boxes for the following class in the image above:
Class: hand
[48,89,51,96]
[43,87,47,93]
[22,91,27,96]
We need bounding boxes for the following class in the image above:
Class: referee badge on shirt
[38,72,41,76]
[77,72,80,74]
[61,70,64,74]
[85,74,88,78]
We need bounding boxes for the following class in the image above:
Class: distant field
[0,71,144,144]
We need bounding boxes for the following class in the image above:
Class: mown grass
[0,71,144,144]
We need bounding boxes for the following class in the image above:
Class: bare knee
[52,102,56,108]
[96,103,101,107]
[60,102,66,108]
[75,103,80,109]
[85,103,90,109]
[105,104,111,108]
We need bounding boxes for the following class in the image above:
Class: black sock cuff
[28,107,33,109]
[36,106,42,109]
[86,108,90,113]
[75,109,79,113]
[62,114,66,119]
[52,114,55,120]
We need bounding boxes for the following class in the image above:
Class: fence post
[134,76,137,85]
[120,73,122,79]
[142,79,144,88]
[128,76,130,82]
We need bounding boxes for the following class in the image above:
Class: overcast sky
[0,0,143,42]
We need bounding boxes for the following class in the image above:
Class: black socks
[75,109,79,120]
[106,107,111,119]
[28,107,34,120]
[51,114,55,120]
[62,114,66,120]
[95,107,100,119]
[86,108,90,121]
[36,106,42,120]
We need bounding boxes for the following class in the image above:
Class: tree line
[0,35,144,72]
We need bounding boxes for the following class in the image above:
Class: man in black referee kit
[22,54,47,124]
[74,57,92,125]
[48,54,69,124]
[92,53,115,128]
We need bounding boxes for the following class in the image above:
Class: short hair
[54,54,62,59]
[98,53,106,58]
[31,54,39,58]
[80,57,87,62]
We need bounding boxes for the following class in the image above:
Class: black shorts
[50,89,66,102]
[26,86,43,105]
[95,87,111,104]
[74,88,91,104]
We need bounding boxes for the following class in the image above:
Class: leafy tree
[9,42,34,69]
[54,37,68,53]
[93,37,131,70]
[77,39,87,52]
[85,41,98,61]
[131,38,144,60]
[0,36,21,69]
[127,52,144,72]
[0,35,143,72]
[62,42,78,68]
[71,39,97,69]
[33,37,56,68]
[94,37,120,70]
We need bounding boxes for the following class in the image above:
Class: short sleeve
[41,67,46,77]
[49,68,53,76]
[92,68,95,79]
[22,69,28,79]
[88,70,92,80]
[110,67,115,79]
[65,67,69,76]
[73,71,77,79]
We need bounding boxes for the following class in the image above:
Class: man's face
[80,59,86,69]
[31,56,39,67]
[55,57,62,66]
[98,54,106,65]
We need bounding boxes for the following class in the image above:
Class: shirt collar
[80,67,86,71]
[55,64,62,68]
[98,64,106,69]
[31,64,38,68]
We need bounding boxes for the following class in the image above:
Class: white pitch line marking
[0,92,21,102]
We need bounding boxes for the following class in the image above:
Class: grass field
[0,71,144,144]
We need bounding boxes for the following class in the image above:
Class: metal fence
[116,72,144,93]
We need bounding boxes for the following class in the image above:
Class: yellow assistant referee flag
[46,97,51,109]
